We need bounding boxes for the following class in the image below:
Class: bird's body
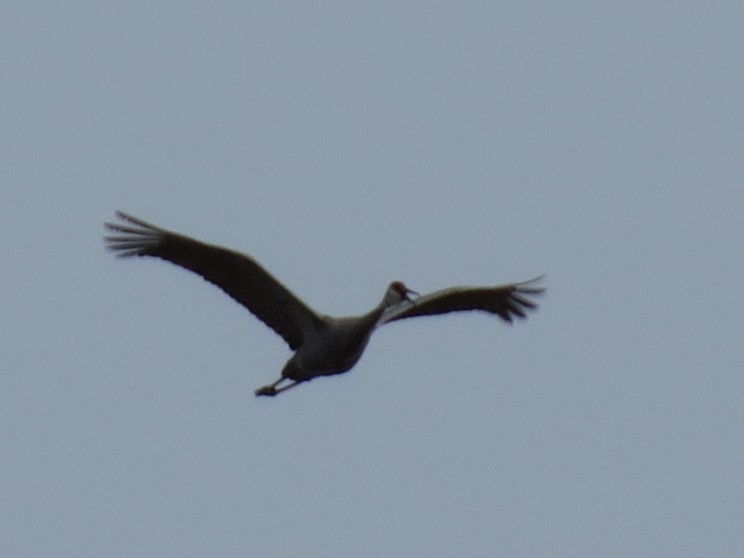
[281,312,384,382]
[104,211,544,396]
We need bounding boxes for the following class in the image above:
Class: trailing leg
[254,378,301,397]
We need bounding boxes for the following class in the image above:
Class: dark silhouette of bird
[105,211,544,396]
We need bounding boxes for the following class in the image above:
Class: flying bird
[104,211,545,397]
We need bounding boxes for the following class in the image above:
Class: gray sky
[3,2,743,557]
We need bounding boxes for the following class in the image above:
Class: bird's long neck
[365,285,406,328]
[342,287,401,335]
[350,297,390,333]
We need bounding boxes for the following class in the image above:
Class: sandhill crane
[104,211,545,397]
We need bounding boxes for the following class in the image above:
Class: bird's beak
[404,287,419,303]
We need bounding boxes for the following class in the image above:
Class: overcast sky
[2,2,743,557]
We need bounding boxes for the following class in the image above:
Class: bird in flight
[104,211,544,397]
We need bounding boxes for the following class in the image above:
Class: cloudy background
[3,2,743,556]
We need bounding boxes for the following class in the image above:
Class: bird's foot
[254,385,278,397]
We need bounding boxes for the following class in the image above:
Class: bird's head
[388,281,419,305]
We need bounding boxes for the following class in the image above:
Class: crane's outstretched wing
[104,211,322,350]
[379,276,545,325]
